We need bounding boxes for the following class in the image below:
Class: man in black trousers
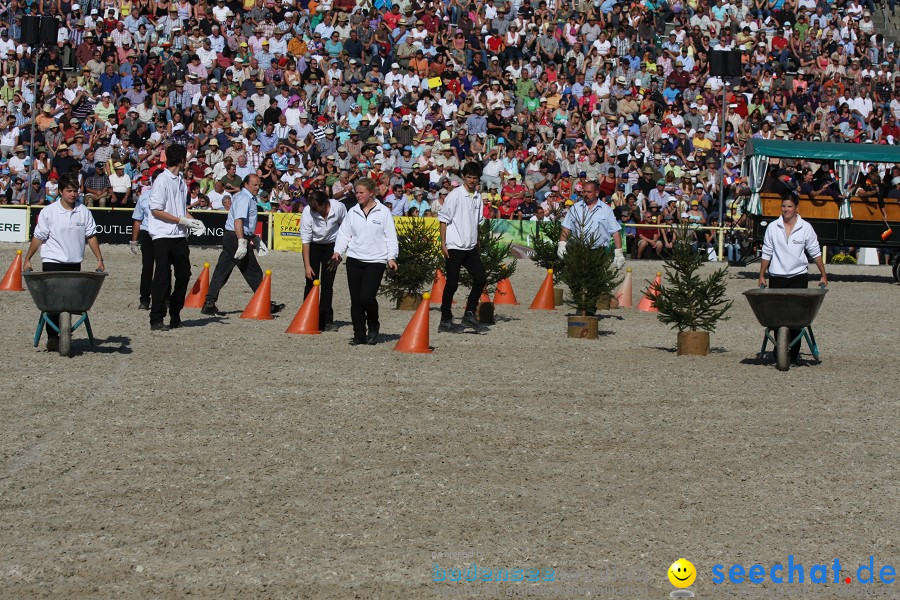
[437,161,489,333]
[147,143,206,331]
[202,173,284,316]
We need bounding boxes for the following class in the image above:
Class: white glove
[129,240,139,255]
[234,238,248,260]
[614,248,626,270]
[557,241,567,258]
[178,217,205,236]
[256,240,268,257]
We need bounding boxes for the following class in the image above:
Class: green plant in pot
[650,223,734,355]
[460,220,517,324]
[530,207,566,306]
[558,226,622,339]
[381,218,442,309]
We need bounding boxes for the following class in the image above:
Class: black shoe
[270,302,285,314]
[438,319,464,333]
[150,321,170,331]
[366,328,380,345]
[46,336,59,352]
[323,323,339,332]
[201,303,225,316]
[138,301,150,310]
[349,336,366,346]
[462,311,489,332]
[169,317,182,329]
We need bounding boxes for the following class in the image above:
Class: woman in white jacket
[333,177,399,346]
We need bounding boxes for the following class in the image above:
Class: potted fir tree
[558,227,622,339]
[461,220,517,324]
[650,224,734,355]
[381,218,442,309]
[530,210,566,306]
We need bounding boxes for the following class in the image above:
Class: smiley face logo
[668,558,697,588]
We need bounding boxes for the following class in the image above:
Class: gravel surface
[0,243,897,599]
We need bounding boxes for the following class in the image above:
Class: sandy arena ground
[0,242,898,599]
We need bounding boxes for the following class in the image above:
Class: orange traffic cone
[286,279,321,334]
[241,269,274,320]
[184,262,210,308]
[529,269,556,310]
[614,268,633,309]
[394,292,433,354]
[429,269,454,304]
[493,278,518,305]
[0,250,24,291]
[479,288,490,303]
[636,272,661,313]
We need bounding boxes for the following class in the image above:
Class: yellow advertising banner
[272,213,440,253]
[272,212,304,252]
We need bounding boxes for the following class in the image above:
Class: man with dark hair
[23,174,105,351]
[202,174,285,316]
[437,161,489,333]
[147,143,205,331]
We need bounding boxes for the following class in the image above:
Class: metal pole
[25,46,41,205]
[718,79,727,260]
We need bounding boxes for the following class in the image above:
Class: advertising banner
[25,207,268,247]
[270,213,534,254]
[272,212,304,252]
[0,207,28,242]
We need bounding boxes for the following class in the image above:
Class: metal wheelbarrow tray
[742,287,828,371]
[23,271,108,356]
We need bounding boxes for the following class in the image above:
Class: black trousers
[304,242,337,328]
[345,257,386,339]
[138,229,154,304]
[442,247,486,321]
[769,272,808,360]
[42,261,80,339]
[206,231,264,305]
[150,237,191,324]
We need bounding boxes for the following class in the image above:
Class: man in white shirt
[759,194,828,363]
[437,162,489,333]
[23,174,104,351]
[147,143,205,330]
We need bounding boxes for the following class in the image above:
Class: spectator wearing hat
[8,145,27,178]
[84,161,113,207]
[109,161,133,206]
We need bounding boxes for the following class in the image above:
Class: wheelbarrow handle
[759,283,767,289]
[23,267,33,273]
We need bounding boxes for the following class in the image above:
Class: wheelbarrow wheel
[58,312,72,357]
[775,326,790,372]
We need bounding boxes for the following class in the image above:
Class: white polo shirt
[300,199,347,244]
[761,215,821,277]
[334,200,398,263]
[438,185,483,251]
[33,200,97,264]
[147,168,189,240]
[109,172,131,194]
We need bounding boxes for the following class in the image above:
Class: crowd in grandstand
[0,0,897,261]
